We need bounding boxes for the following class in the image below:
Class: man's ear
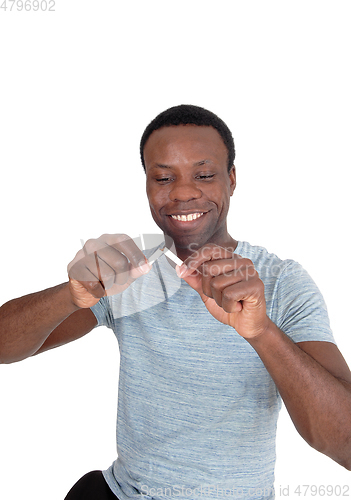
[229,165,236,195]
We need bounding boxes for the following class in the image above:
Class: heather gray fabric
[91,241,335,500]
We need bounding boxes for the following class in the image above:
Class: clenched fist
[67,234,151,309]
[177,243,270,339]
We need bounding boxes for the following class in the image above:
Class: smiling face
[144,125,237,259]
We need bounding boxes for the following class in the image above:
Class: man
[1,105,351,500]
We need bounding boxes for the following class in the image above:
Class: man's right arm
[0,234,151,364]
[0,282,97,364]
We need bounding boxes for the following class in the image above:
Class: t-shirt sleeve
[274,261,336,344]
[90,296,114,329]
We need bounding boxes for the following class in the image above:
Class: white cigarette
[162,247,183,266]
[148,246,183,267]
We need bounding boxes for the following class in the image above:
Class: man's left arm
[177,244,351,470]
[248,326,351,470]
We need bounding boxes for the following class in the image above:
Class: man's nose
[169,179,202,202]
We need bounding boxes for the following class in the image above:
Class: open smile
[165,211,210,231]
[169,212,206,222]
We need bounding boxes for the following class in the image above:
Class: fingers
[101,234,149,271]
[204,260,258,307]
[177,244,260,312]
[179,245,255,285]
[68,234,151,296]
[94,245,129,286]
[204,266,249,298]
[212,278,263,313]
[179,244,234,275]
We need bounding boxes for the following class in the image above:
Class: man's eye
[197,174,215,180]
[156,177,172,183]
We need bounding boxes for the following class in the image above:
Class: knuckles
[83,233,131,254]
[204,269,264,303]
[106,254,129,273]
[68,234,138,299]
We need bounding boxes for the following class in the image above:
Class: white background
[1,1,350,498]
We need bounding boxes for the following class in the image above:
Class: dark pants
[64,470,117,499]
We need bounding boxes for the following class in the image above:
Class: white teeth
[171,213,204,221]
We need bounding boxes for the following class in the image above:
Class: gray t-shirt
[91,241,335,500]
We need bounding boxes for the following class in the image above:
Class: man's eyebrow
[152,160,213,169]
[193,159,213,167]
[153,163,173,169]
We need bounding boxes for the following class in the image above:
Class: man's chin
[164,232,207,253]
[155,219,212,253]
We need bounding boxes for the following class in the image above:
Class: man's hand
[177,244,270,339]
[68,234,151,309]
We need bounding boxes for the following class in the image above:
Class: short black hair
[140,104,235,172]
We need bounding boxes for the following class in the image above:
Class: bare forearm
[0,283,79,364]
[248,321,351,469]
